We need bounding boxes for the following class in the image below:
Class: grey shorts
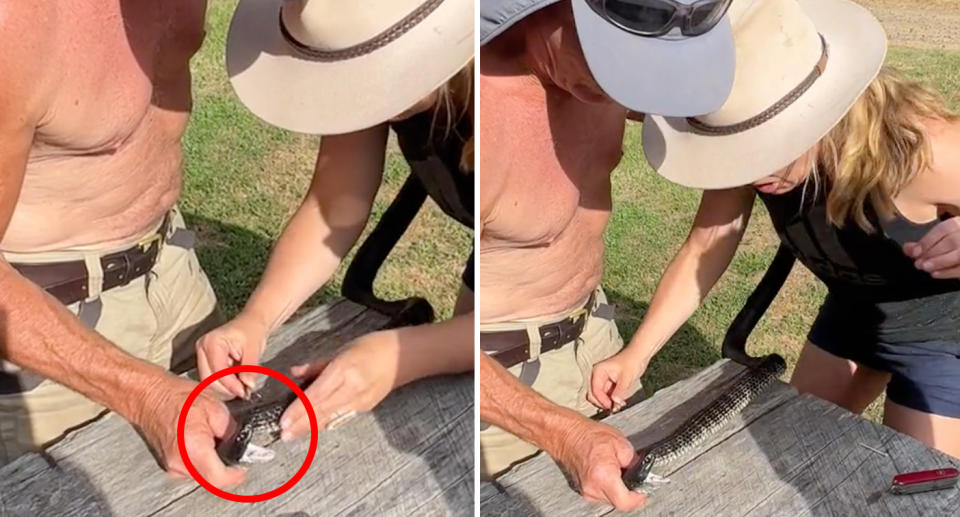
[809,292,960,418]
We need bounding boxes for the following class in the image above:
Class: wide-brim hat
[226,0,474,135]
[480,0,736,116]
[642,0,887,189]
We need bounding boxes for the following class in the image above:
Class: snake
[216,378,311,465]
[621,244,797,490]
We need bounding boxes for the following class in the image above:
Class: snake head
[621,450,655,491]
[215,403,280,466]
[216,422,253,466]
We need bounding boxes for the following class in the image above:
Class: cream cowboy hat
[642,0,887,189]
[226,0,474,135]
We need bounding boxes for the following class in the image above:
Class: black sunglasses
[585,0,733,37]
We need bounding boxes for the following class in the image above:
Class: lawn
[610,46,960,421]
[186,0,960,425]
[182,0,471,322]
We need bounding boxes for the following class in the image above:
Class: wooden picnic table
[0,300,474,517]
[480,359,960,516]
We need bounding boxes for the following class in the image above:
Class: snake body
[622,354,786,490]
[622,245,797,490]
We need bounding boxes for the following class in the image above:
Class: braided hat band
[687,34,829,136]
[279,0,445,62]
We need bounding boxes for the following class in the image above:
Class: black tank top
[758,181,960,344]
[758,181,960,303]
[390,109,474,229]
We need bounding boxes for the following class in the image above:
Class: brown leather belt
[480,293,595,368]
[8,218,169,307]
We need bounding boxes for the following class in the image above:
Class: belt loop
[525,324,542,361]
[167,208,178,239]
[82,252,104,301]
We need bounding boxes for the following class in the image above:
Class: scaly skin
[216,375,309,465]
[622,354,786,490]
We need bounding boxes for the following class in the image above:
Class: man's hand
[553,419,646,512]
[136,375,246,489]
[196,315,268,399]
[589,352,646,412]
[279,332,398,440]
[904,216,960,278]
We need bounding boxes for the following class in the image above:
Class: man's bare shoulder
[0,1,58,59]
[0,1,58,119]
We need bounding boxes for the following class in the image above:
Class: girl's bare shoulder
[903,118,960,210]
[928,117,960,176]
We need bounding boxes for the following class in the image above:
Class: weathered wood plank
[481,359,960,517]
[480,359,797,516]
[0,300,474,517]
[152,372,473,516]
[637,394,960,517]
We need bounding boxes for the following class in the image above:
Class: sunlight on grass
[183,0,470,320]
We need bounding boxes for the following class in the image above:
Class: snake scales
[216,378,311,465]
[621,245,797,490]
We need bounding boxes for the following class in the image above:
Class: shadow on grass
[183,213,339,319]
[604,288,719,398]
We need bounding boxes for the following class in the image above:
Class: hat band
[279,0,444,62]
[687,35,828,136]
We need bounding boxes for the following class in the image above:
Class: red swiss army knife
[890,468,959,495]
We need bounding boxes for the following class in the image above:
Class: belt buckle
[137,232,163,253]
[567,307,588,324]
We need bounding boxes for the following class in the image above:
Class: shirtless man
[0,1,244,487]
[477,0,734,510]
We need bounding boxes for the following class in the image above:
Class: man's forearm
[0,264,169,424]
[479,353,586,457]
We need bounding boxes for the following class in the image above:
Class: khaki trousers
[479,288,639,478]
[0,208,220,465]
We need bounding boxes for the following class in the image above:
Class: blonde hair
[432,62,474,172]
[815,67,956,232]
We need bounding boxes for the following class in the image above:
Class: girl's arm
[590,187,756,409]
[279,304,474,437]
[240,125,389,334]
[196,126,388,397]
[623,186,756,365]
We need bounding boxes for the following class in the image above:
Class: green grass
[182,0,470,320]
[609,47,960,421]
[187,0,959,426]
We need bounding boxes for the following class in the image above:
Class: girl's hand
[904,216,960,278]
[196,315,269,399]
[279,331,399,440]
[588,352,647,412]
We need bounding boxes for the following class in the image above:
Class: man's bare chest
[481,89,622,247]
[34,1,206,155]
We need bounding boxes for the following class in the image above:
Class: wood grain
[480,360,796,516]
[480,359,960,517]
[0,300,473,517]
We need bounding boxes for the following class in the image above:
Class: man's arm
[479,354,645,510]
[478,353,584,455]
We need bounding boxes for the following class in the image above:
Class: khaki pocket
[574,315,628,412]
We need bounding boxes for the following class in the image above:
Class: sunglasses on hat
[585,0,733,37]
